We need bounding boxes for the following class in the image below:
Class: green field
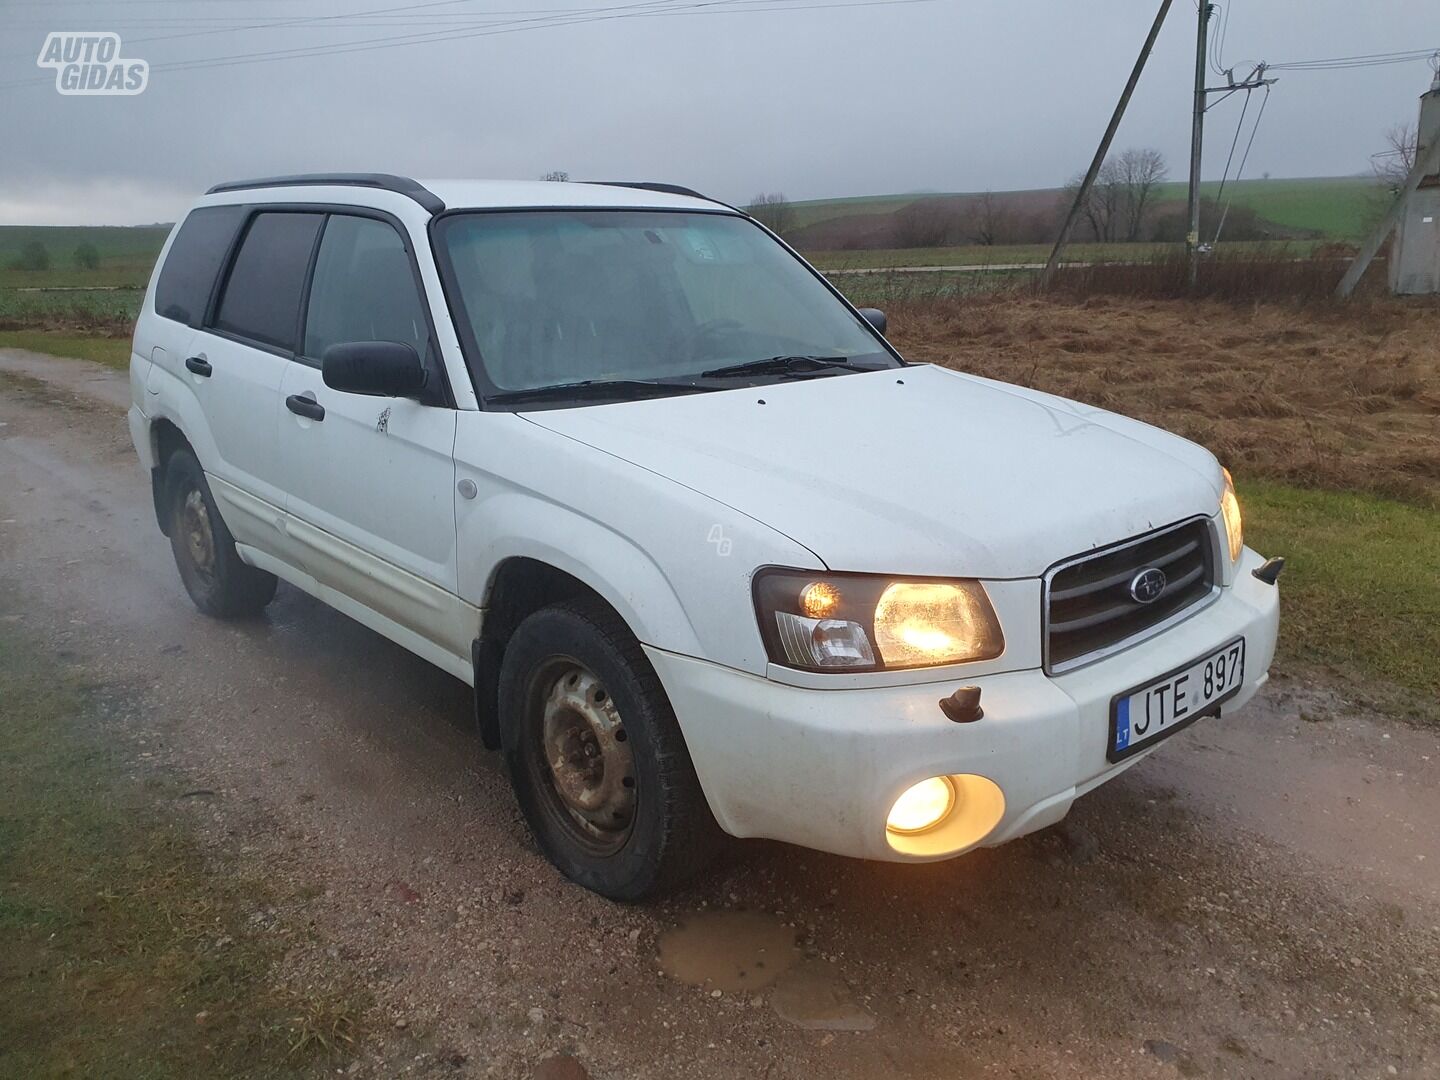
[0,330,132,367]
[1244,481,1440,720]
[1158,176,1379,238]
[0,224,168,287]
[791,175,1380,243]
[0,225,160,361]
[808,239,1328,274]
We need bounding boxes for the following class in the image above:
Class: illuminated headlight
[754,570,1004,672]
[1221,467,1243,563]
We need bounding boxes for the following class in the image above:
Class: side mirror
[858,308,887,335]
[322,341,427,398]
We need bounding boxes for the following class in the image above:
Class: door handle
[285,394,326,422]
[185,355,212,377]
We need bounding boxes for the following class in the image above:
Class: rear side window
[212,212,323,351]
[302,215,429,362]
[153,205,246,326]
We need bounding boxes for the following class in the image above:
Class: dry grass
[888,294,1440,509]
[1043,247,1359,303]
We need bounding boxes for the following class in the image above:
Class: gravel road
[2,350,1437,1079]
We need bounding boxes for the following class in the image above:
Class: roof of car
[424,179,728,213]
[204,173,731,215]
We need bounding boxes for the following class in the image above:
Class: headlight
[753,570,1004,672]
[1221,467,1243,563]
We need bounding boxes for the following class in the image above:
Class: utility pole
[1186,2,1212,288]
[1336,135,1440,298]
[1040,0,1173,289]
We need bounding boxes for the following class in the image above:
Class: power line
[1207,2,1228,77]
[2,0,936,89]
[1212,82,1269,244]
[0,0,786,63]
[1212,83,1251,210]
[1269,47,1439,71]
[152,0,932,73]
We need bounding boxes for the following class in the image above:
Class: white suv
[129,174,1281,899]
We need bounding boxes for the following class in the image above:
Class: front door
[276,212,467,658]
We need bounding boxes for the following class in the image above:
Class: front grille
[1045,518,1217,672]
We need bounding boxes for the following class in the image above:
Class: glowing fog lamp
[886,776,956,835]
[1221,467,1244,563]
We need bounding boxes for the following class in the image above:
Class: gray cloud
[1,0,1436,223]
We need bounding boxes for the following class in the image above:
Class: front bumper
[648,547,1280,862]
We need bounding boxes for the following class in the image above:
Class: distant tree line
[745,192,795,238]
[6,240,103,272]
[770,145,1301,252]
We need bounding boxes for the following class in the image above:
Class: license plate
[1108,637,1245,762]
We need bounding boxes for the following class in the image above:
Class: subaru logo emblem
[1129,567,1167,604]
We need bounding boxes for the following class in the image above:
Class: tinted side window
[212,212,323,351]
[153,205,246,326]
[303,215,429,362]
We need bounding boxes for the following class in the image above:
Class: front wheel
[498,599,721,900]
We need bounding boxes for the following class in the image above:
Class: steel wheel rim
[535,660,636,854]
[181,487,216,582]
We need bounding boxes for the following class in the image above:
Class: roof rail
[586,181,734,209]
[205,173,445,214]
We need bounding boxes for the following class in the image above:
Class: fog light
[886,776,955,834]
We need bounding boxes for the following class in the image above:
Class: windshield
[433,210,896,398]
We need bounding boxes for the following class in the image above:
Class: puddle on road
[769,961,876,1031]
[657,910,799,992]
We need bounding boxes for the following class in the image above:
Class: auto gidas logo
[37,33,148,96]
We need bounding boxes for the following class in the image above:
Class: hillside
[788,176,1380,250]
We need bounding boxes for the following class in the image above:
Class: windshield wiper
[699,355,880,379]
[487,378,714,405]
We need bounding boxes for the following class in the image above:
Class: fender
[466,492,706,659]
[142,364,225,479]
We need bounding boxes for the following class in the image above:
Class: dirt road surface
[2,350,1438,1079]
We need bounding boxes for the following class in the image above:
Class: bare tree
[746,192,796,238]
[1063,164,1123,243]
[971,191,1014,247]
[1372,123,1418,193]
[1061,147,1167,243]
[891,200,955,248]
[540,170,571,182]
[1113,147,1168,242]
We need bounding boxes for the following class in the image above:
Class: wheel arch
[148,417,194,536]
[471,545,700,751]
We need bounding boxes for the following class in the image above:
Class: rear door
[146,204,247,399]
[276,212,466,657]
[189,210,324,545]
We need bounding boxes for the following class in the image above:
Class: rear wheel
[165,449,277,618]
[499,599,720,900]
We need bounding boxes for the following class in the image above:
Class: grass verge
[891,295,1440,510]
[1245,480,1440,721]
[0,625,368,1078]
[0,329,131,368]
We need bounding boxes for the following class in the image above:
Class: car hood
[520,364,1225,578]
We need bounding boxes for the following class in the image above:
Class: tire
[165,449,278,618]
[498,598,721,900]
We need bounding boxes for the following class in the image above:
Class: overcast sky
[1,0,1436,224]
